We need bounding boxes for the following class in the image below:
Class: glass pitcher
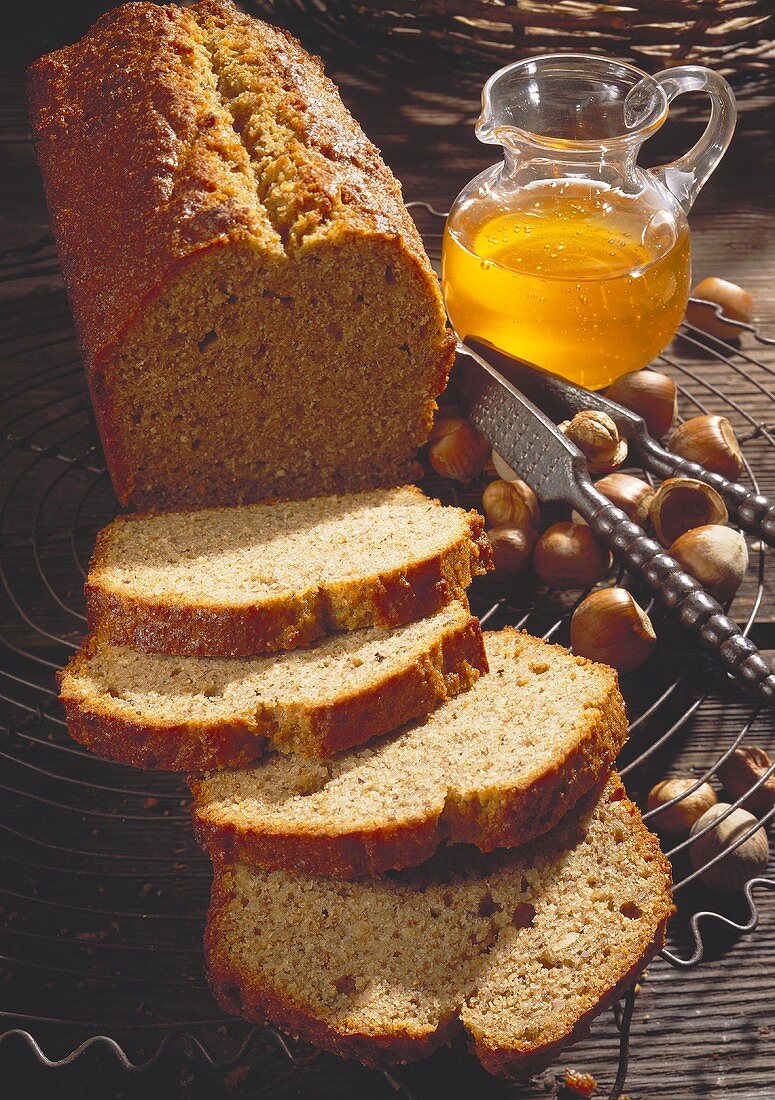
[442,55,736,389]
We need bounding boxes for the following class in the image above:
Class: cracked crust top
[27,0,438,373]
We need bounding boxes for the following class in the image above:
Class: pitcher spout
[476,54,668,154]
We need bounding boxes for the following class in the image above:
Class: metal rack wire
[0,210,773,1099]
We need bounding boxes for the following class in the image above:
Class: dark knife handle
[637,435,775,548]
[575,482,775,706]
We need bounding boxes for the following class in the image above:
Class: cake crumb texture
[59,602,486,769]
[84,486,491,656]
[205,778,673,1076]
[191,629,629,875]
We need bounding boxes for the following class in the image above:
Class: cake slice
[205,777,673,1077]
[58,603,486,771]
[84,486,490,657]
[191,630,628,876]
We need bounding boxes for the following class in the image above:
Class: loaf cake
[191,630,628,876]
[84,486,490,656]
[59,602,486,770]
[205,777,673,1076]
[27,0,455,511]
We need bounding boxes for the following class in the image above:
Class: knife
[463,336,775,548]
[455,341,775,707]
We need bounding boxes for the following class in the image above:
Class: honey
[443,180,691,390]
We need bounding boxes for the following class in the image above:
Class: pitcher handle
[650,66,736,215]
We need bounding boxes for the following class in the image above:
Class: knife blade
[455,341,775,707]
[455,342,588,505]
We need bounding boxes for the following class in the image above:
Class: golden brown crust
[59,613,487,771]
[27,0,455,509]
[204,786,673,1076]
[61,695,265,773]
[192,630,628,876]
[84,507,491,657]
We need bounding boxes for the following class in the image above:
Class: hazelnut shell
[669,525,748,603]
[533,522,611,589]
[647,778,717,836]
[690,803,769,892]
[482,479,538,530]
[687,277,754,341]
[487,525,537,575]
[606,370,678,439]
[649,477,728,547]
[717,746,775,817]
[669,415,743,480]
[594,473,655,527]
[561,411,628,475]
[570,588,656,674]
[427,417,491,481]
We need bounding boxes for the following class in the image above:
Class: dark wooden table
[1,4,774,1098]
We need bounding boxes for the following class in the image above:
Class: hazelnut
[649,477,728,547]
[487,525,537,575]
[606,370,678,439]
[686,277,754,341]
[669,525,748,603]
[690,803,769,892]
[559,411,628,474]
[533,522,611,589]
[514,478,540,527]
[427,417,491,481]
[482,478,540,530]
[668,415,743,480]
[717,746,775,817]
[594,473,655,527]
[647,778,717,836]
[570,588,656,673]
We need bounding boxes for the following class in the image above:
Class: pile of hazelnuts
[427,280,754,676]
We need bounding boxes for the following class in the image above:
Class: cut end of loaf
[104,235,453,510]
[27,0,454,511]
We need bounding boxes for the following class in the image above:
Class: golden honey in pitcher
[443,54,736,390]
[443,179,691,389]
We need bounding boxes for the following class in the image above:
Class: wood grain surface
[1,4,773,1099]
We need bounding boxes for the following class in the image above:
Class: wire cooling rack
[0,208,773,1099]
